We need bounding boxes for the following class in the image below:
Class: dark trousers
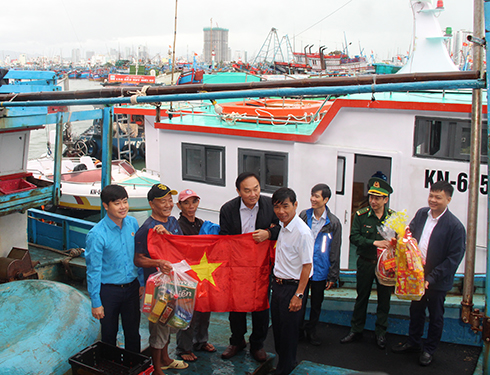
[301,279,326,333]
[229,309,269,350]
[351,256,393,336]
[176,311,211,353]
[408,288,446,355]
[271,280,304,375]
[100,279,141,353]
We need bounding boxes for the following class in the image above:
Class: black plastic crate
[69,341,152,375]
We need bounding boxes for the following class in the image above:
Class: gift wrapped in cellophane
[378,210,425,300]
[375,212,405,287]
[376,239,397,286]
[395,228,425,301]
[143,260,198,330]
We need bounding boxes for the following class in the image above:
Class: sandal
[177,351,197,362]
[161,359,189,370]
[199,342,217,353]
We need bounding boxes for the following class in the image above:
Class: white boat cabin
[129,88,488,274]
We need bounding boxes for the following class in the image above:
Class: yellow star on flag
[190,252,222,287]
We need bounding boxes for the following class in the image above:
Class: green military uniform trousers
[350,256,394,336]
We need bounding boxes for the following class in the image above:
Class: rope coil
[129,85,151,105]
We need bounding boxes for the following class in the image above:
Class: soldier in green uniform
[340,176,394,350]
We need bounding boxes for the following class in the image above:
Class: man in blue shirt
[85,184,143,353]
[135,183,187,375]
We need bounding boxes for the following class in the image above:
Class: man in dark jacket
[219,172,280,362]
[299,183,341,346]
[392,181,466,366]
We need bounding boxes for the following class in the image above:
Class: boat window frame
[336,156,346,195]
[413,116,488,164]
[238,148,288,193]
[181,142,226,186]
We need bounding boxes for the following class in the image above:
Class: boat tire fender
[121,144,138,161]
[139,141,146,158]
[95,145,119,160]
[86,139,99,157]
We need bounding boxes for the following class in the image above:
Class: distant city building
[109,48,118,61]
[86,51,95,61]
[233,50,248,62]
[203,27,230,64]
[19,54,27,66]
[71,49,81,64]
[138,45,149,61]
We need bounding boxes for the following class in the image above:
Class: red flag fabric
[147,230,273,313]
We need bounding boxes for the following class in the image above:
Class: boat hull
[58,178,156,211]
[0,280,99,375]
[28,158,160,211]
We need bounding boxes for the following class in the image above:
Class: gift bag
[376,225,397,286]
[144,261,199,330]
[395,228,425,301]
[376,245,396,286]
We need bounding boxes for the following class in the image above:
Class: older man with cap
[134,183,187,375]
[175,189,216,362]
[340,175,395,349]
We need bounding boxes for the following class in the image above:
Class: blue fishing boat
[0,280,99,375]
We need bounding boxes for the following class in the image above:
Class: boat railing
[167,106,327,127]
[140,168,161,177]
[118,180,158,189]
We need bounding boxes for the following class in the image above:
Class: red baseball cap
[178,189,200,202]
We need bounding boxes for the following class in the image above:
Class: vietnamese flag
[147,230,274,313]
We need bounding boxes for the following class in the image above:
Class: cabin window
[238,149,288,193]
[336,156,346,195]
[414,116,488,163]
[182,143,225,186]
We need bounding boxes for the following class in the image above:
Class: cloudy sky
[1,0,474,61]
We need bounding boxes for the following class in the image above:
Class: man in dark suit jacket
[392,181,466,366]
[219,172,280,362]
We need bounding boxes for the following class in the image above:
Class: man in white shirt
[271,187,314,375]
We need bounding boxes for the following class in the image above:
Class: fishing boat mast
[170,0,178,86]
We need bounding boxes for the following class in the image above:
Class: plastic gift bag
[395,228,426,301]
[376,224,397,286]
[376,243,396,286]
[144,260,199,330]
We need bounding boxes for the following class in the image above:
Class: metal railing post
[53,112,64,206]
[100,106,113,218]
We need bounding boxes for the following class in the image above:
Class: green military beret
[367,177,393,197]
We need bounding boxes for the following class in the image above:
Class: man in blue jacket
[299,183,341,346]
[392,181,466,366]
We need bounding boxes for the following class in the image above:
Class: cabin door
[335,152,392,270]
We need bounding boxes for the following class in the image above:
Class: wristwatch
[295,293,304,299]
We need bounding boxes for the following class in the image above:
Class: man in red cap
[175,189,217,362]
